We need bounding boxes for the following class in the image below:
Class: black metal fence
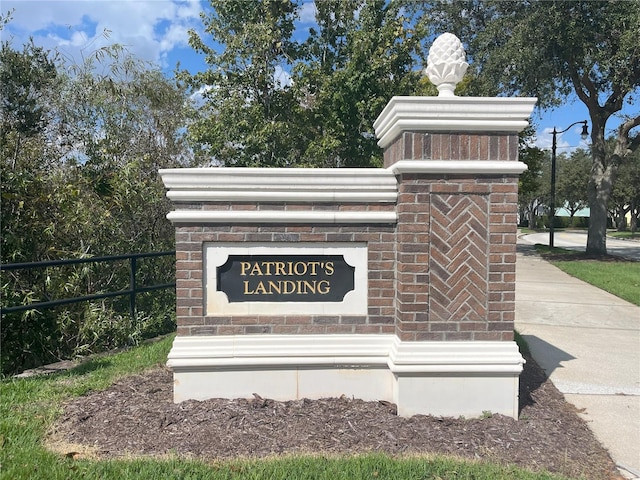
[0,251,176,319]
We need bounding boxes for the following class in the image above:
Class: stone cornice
[167,334,524,375]
[160,167,397,203]
[390,160,528,176]
[166,210,397,225]
[374,96,538,149]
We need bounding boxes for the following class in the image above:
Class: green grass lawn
[1,335,571,480]
[608,231,640,240]
[551,260,640,306]
[534,245,640,306]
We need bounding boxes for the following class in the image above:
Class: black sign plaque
[217,255,355,303]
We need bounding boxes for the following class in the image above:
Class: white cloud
[298,1,317,23]
[535,127,563,151]
[190,84,213,107]
[274,65,292,88]
[3,0,203,69]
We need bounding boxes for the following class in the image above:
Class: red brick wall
[384,131,519,167]
[388,129,519,341]
[394,174,518,341]
[175,202,397,337]
[173,130,520,342]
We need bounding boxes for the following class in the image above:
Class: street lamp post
[549,120,589,249]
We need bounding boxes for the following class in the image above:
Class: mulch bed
[49,353,623,479]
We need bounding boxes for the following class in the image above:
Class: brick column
[390,133,520,342]
[374,97,535,343]
[375,95,536,418]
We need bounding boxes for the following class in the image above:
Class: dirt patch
[49,354,622,479]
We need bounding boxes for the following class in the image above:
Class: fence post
[129,256,137,321]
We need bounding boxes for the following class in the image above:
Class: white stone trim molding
[167,334,394,370]
[161,167,399,225]
[374,96,538,149]
[390,160,528,176]
[388,339,524,374]
[160,160,526,225]
[166,210,397,225]
[159,167,398,203]
[168,334,525,419]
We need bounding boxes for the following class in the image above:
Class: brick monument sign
[160,34,537,418]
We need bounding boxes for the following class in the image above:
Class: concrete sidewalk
[515,244,640,479]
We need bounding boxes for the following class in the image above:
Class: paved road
[520,231,640,261]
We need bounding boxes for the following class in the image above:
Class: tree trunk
[528,209,535,230]
[527,200,537,230]
[616,206,629,231]
[586,167,612,255]
[584,108,616,256]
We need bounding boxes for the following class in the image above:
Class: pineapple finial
[425,33,469,97]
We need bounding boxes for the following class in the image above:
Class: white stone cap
[160,160,528,224]
[167,334,524,375]
[374,96,538,149]
[159,167,397,203]
[165,209,397,224]
[388,338,524,374]
[390,160,527,176]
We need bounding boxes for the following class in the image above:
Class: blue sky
[1,0,610,153]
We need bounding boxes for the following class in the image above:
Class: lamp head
[580,122,589,140]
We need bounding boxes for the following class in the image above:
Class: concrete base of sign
[168,335,524,418]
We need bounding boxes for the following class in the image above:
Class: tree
[184,0,429,168]
[184,0,304,167]
[423,0,640,255]
[295,0,427,167]
[556,149,590,223]
[1,37,193,374]
[0,39,56,143]
[51,46,193,255]
[1,39,58,262]
[517,144,546,229]
[610,148,640,232]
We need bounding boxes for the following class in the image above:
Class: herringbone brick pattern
[429,194,489,323]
